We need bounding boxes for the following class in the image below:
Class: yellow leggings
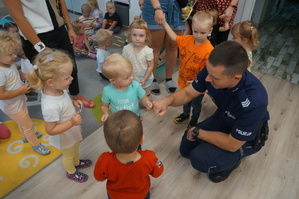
[60,142,80,174]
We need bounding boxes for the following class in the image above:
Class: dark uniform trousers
[180,114,262,173]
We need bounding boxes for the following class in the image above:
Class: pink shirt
[75,34,85,48]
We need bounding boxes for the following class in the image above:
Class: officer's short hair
[208,41,248,77]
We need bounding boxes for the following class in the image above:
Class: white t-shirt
[41,90,82,149]
[20,0,65,39]
[0,64,27,115]
[122,43,154,77]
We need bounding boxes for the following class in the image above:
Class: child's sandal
[75,159,92,169]
[32,143,51,155]
[66,170,88,183]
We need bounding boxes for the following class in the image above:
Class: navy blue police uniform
[180,67,270,173]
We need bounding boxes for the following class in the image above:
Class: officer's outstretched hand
[152,98,168,117]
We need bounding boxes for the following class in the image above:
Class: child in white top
[0,31,50,155]
[232,21,259,71]
[122,20,154,96]
[87,0,104,30]
[95,28,113,80]
[27,49,92,183]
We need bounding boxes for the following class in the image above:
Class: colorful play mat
[0,119,61,198]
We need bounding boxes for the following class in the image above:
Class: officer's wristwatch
[191,127,200,139]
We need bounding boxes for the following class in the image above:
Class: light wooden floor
[4,71,299,199]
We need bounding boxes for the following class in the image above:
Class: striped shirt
[79,15,96,37]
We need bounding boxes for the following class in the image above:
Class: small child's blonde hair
[232,21,259,48]
[87,0,99,9]
[96,29,113,46]
[72,19,84,35]
[127,20,151,46]
[192,11,213,28]
[27,49,73,90]
[0,30,21,54]
[102,53,132,79]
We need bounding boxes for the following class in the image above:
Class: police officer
[153,41,270,183]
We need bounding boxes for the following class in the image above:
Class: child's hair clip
[33,65,38,70]
[46,54,54,61]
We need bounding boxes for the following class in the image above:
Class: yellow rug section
[0,119,61,198]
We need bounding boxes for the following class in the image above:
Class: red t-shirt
[176,35,214,89]
[94,150,164,199]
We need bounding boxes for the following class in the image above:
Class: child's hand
[71,112,82,126]
[19,83,31,94]
[145,100,153,110]
[139,79,145,86]
[73,100,83,112]
[101,114,109,122]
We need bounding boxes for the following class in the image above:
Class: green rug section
[91,94,103,124]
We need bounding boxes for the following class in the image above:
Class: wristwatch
[34,42,46,53]
[191,127,200,139]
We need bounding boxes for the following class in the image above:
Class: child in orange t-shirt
[94,110,164,199]
[162,11,214,128]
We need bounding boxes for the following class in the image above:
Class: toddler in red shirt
[94,110,164,199]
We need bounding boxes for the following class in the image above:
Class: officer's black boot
[208,160,241,183]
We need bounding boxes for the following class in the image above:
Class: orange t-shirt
[176,35,214,89]
[94,150,164,199]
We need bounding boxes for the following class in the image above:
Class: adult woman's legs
[164,29,183,93]
[149,29,166,94]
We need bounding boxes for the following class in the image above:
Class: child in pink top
[72,19,96,59]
